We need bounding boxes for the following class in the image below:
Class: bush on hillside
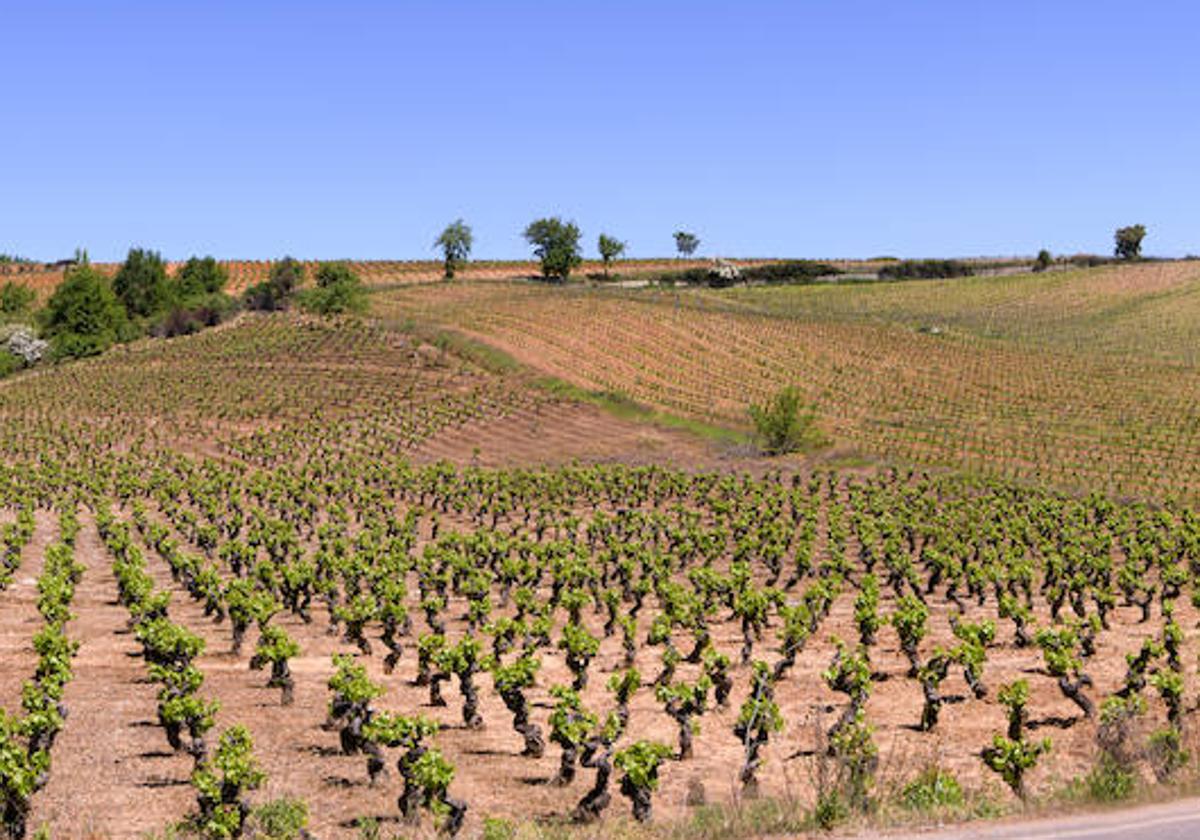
[748,386,826,455]
[174,256,230,299]
[113,247,171,319]
[741,260,842,284]
[40,264,135,359]
[877,260,974,280]
[652,260,842,288]
[1062,254,1115,268]
[0,282,36,317]
[245,257,305,311]
[0,350,20,378]
[153,293,240,338]
[298,262,366,315]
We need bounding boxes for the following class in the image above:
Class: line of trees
[432,219,701,282]
[1,248,367,370]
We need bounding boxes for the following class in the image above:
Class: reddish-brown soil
[18,502,1187,839]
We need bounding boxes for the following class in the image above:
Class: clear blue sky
[3,1,1198,262]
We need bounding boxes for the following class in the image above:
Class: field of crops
[373,261,1200,503]
[1,266,1199,839]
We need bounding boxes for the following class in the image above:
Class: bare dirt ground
[20,497,1192,839]
[410,399,727,469]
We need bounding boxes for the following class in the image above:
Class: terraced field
[372,262,1200,502]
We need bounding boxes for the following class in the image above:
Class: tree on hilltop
[597,234,626,278]
[674,231,700,259]
[1114,225,1146,260]
[435,219,473,279]
[524,217,582,281]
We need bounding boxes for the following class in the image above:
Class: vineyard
[0,271,1198,839]
[372,260,1200,503]
[1,259,794,303]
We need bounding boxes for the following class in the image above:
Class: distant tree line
[0,220,1165,376]
[0,248,367,374]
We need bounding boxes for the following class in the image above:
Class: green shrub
[1083,754,1136,802]
[244,258,304,311]
[298,262,365,315]
[0,282,35,317]
[900,767,964,811]
[748,386,825,455]
[154,293,239,338]
[812,789,848,830]
[247,798,309,840]
[878,260,974,280]
[0,350,20,378]
[740,261,841,284]
[480,817,516,840]
[174,257,230,299]
[40,264,134,359]
[113,248,170,319]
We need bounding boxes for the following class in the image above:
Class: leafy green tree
[523,217,582,281]
[435,219,473,279]
[748,385,824,455]
[174,257,229,299]
[156,257,235,337]
[673,230,699,258]
[1033,249,1053,273]
[597,234,625,278]
[40,264,132,359]
[113,248,170,319]
[300,262,366,315]
[244,257,304,311]
[1114,224,1146,260]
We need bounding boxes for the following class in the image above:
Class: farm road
[873,796,1200,840]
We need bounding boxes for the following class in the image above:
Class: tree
[673,230,699,259]
[156,257,236,338]
[40,264,131,359]
[244,257,304,311]
[113,248,170,319]
[435,220,473,279]
[748,385,825,455]
[1033,250,1053,273]
[1114,225,1146,260]
[174,257,229,299]
[597,234,625,278]
[523,217,582,281]
[299,262,366,315]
